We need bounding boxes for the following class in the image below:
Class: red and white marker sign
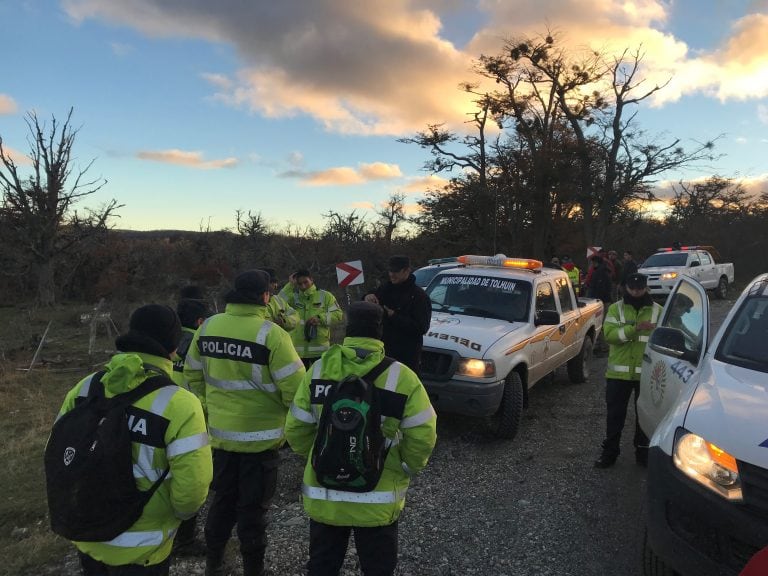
[336,260,364,287]
[586,246,602,259]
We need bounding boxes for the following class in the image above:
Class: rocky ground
[42,298,734,576]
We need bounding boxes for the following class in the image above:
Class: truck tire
[715,276,728,300]
[567,335,593,383]
[487,371,524,440]
[642,527,677,576]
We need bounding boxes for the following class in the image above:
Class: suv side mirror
[535,310,560,326]
[689,260,700,268]
[648,327,698,363]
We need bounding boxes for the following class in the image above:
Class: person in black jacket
[364,255,432,371]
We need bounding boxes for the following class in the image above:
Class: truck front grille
[419,350,455,379]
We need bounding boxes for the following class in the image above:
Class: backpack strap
[360,357,395,388]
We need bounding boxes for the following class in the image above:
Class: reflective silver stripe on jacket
[618,326,628,342]
[608,364,630,373]
[209,426,284,442]
[272,358,304,381]
[304,345,330,353]
[185,355,203,370]
[310,360,325,421]
[302,484,407,504]
[290,403,316,424]
[166,432,209,458]
[400,406,437,429]
[250,322,273,386]
[206,376,277,393]
[638,335,650,342]
[134,384,178,481]
[103,529,165,548]
[77,372,99,398]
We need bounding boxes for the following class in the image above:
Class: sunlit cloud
[350,201,374,209]
[137,149,238,169]
[2,146,32,165]
[0,94,18,115]
[62,0,768,137]
[401,174,450,194]
[284,162,402,186]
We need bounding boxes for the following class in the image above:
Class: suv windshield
[716,295,768,374]
[641,253,689,267]
[413,263,461,288]
[426,274,532,323]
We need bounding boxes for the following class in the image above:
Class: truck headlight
[672,429,742,501]
[660,272,678,280]
[456,358,496,377]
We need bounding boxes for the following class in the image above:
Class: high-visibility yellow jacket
[284,337,437,527]
[278,282,344,360]
[56,352,212,567]
[266,292,299,331]
[183,303,305,452]
[603,299,663,381]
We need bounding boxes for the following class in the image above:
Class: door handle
[643,353,651,363]
[559,325,566,334]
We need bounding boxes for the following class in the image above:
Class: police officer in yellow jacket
[55,304,212,575]
[171,290,209,389]
[184,270,306,576]
[261,268,299,331]
[278,268,344,368]
[594,273,663,468]
[285,301,437,576]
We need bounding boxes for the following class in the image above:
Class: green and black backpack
[311,357,394,492]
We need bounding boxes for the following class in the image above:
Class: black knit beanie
[346,301,384,339]
[115,304,182,358]
[225,270,270,305]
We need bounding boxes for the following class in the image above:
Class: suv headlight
[673,428,742,501]
[661,272,678,280]
[456,358,495,377]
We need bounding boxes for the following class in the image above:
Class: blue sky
[2,0,767,232]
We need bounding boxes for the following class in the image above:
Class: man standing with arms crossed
[364,255,432,371]
[184,270,306,576]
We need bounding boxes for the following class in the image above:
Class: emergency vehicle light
[428,257,459,265]
[457,254,543,270]
[657,245,701,252]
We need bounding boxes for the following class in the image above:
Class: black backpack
[44,371,173,541]
[311,358,394,493]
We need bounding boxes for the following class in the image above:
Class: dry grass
[0,304,115,576]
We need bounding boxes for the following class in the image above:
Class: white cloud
[0,94,18,115]
[137,149,238,169]
[759,104,768,124]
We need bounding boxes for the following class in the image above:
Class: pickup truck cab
[419,254,604,439]
[413,257,464,288]
[637,274,768,576]
[638,245,734,301]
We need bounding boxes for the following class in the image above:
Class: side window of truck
[699,252,712,265]
[555,277,574,313]
[536,282,557,313]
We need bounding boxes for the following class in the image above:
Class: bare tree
[0,108,120,305]
[375,193,407,248]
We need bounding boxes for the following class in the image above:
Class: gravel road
[48,298,735,576]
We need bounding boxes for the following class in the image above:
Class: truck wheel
[642,527,677,576]
[487,371,524,440]
[715,277,728,300]
[567,336,593,384]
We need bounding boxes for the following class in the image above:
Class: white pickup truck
[636,273,768,576]
[638,245,734,301]
[418,255,604,439]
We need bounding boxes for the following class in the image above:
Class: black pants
[78,553,169,576]
[601,378,649,457]
[204,449,279,561]
[307,519,398,576]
